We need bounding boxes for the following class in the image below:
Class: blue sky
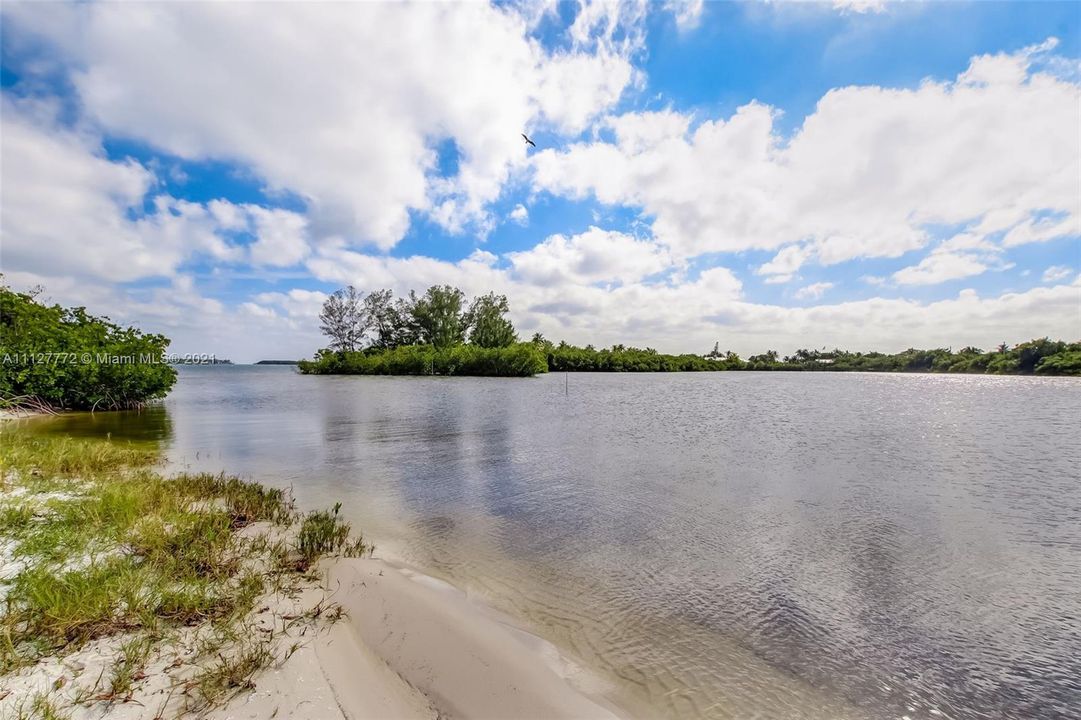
[1,1,1078,361]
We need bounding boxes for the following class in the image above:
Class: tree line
[533,338,1080,375]
[721,339,1081,375]
[308,284,1081,377]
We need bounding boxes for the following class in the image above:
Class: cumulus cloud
[506,227,672,286]
[534,42,1080,277]
[758,244,814,284]
[0,96,320,285]
[0,97,243,282]
[509,204,529,225]
[246,207,311,268]
[1001,213,1081,247]
[794,282,834,300]
[891,233,1015,286]
[0,1,687,250]
[892,252,996,286]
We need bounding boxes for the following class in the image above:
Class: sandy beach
[0,423,622,720]
[213,556,622,720]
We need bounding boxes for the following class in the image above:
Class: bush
[0,284,177,410]
[298,342,549,377]
[1035,350,1081,376]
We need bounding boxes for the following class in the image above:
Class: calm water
[36,367,1081,719]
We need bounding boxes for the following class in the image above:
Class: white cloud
[937,232,997,253]
[794,282,834,300]
[535,42,1081,275]
[1042,265,1074,283]
[1001,213,1081,247]
[7,242,1078,363]
[0,97,242,282]
[507,227,671,286]
[663,0,704,30]
[892,252,995,286]
[757,244,813,283]
[3,7,1079,363]
[509,204,529,225]
[831,0,887,14]
[1,2,680,250]
[246,206,310,267]
[251,289,329,321]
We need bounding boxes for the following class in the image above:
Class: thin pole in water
[565,372,568,396]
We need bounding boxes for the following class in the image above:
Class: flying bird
[521,133,536,148]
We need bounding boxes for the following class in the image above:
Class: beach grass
[0,425,369,714]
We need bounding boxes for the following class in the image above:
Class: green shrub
[0,284,177,410]
[298,342,548,377]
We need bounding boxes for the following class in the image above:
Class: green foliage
[318,285,368,352]
[410,285,468,348]
[364,288,418,349]
[0,431,363,674]
[0,283,177,410]
[1035,350,1081,375]
[466,292,517,348]
[547,343,739,372]
[316,284,522,353]
[739,338,1081,375]
[530,339,1081,375]
[296,501,354,562]
[298,342,549,377]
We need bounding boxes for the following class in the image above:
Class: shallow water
[35,367,1081,719]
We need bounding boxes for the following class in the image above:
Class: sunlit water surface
[37,367,1081,719]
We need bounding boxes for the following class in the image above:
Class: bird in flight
[521,133,537,148]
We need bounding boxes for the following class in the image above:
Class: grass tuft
[0,427,367,698]
[193,638,275,707]
[107,635,153,700]
[295,502,371,567]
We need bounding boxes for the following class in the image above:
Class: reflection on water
[38,366,1081,720]
[32,404,173,445]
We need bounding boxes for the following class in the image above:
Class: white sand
[0,501,623,719]
[212,557,623,720]
[208,591,438,720]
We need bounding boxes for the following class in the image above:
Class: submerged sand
[212,557,621,720]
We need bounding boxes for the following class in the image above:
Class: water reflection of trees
[36,404,174,446]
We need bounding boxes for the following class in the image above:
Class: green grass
[0,428,365,691]
[193,637,275,706]
[107,635,153,700]
[295,502,371,567]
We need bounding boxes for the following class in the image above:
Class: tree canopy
[466,293,517,348]
[315,285,515,352]
[0,282,177,410]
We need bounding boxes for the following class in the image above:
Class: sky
[1,0,1079,363]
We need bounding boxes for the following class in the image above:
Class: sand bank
[217,557,622,720]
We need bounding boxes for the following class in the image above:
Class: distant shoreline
[294,338,1081,377]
